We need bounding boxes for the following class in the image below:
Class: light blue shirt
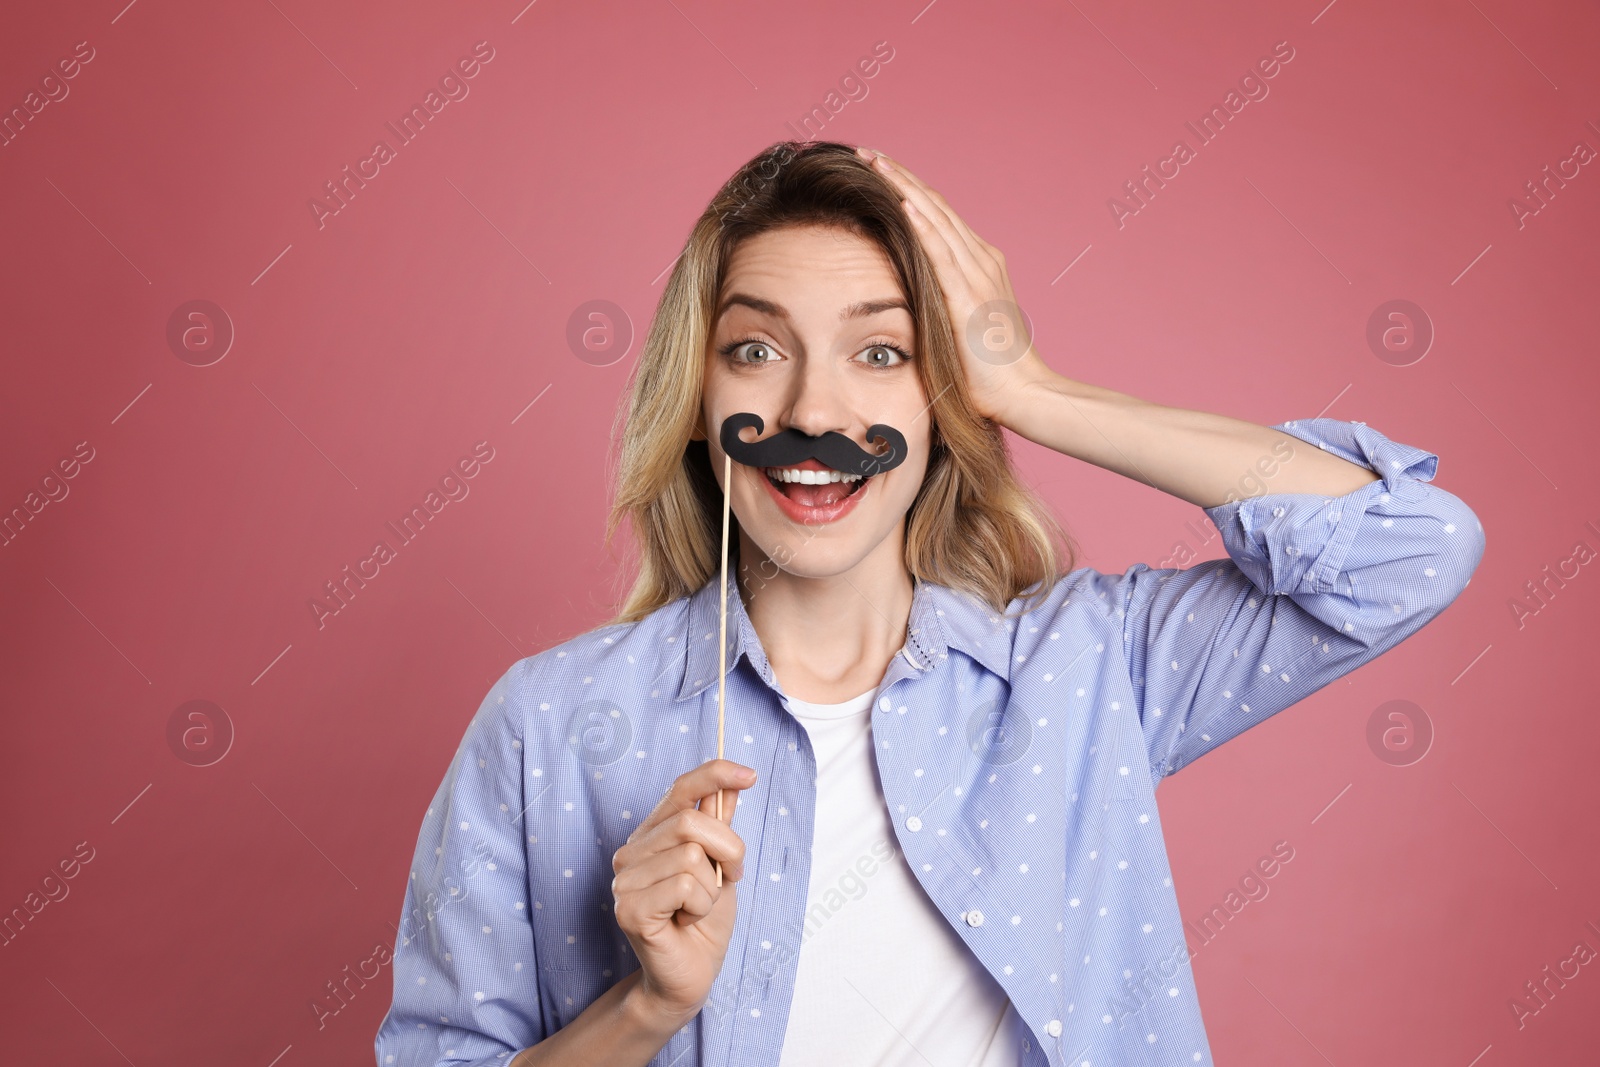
[374,417,1484,1067]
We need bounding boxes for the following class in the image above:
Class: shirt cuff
[1200,418,1439,597]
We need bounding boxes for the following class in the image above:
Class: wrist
[621,974,698,1041]
[989,354,1059,437]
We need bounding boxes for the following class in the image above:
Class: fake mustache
[719,412,908,478]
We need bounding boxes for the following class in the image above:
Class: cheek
[880,444,931,508]
[903,431,933,481]
[730,462,776,522]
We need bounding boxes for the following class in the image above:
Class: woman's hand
[857,146,1051,427]
[611,758,755,1024]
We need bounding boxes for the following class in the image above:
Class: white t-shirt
[776,685,1023,1067]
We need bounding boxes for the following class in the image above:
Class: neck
[735,525,914,704]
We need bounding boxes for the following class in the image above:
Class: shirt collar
[675,544,1016,702]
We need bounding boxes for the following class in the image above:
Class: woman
[374,141,1484,1067]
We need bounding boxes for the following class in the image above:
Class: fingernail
[738,767,757,781]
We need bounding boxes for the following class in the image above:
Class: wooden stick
[714,452,731,887]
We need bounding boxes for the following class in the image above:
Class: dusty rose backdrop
[1,0,1595,1064]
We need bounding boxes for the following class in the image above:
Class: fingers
[616,803,750,883]
[613,831,739,933]
[858,148,992,274]
[891,168,980,272]
[619,868,718,931]
[697,781,741,828]
[613,840,724,904]
[633,759,756,841]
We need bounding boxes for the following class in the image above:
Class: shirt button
[965,909,984,927]
[905,816,923,832]
[1045,1019,1062,1037]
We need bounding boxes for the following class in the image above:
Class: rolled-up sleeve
[374,658,545,1066]
[1108,418,1486,784]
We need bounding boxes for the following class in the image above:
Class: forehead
[718,226,905,314]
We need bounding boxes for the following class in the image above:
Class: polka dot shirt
[373,418,1484,1067]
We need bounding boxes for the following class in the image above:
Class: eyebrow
[716,292,911,323]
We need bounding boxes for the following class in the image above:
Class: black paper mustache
[719,412,908,478]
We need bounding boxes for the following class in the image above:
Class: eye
[720,337,783,364]
[857,342,912,368]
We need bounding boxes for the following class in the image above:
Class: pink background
[2,0,1597,1063]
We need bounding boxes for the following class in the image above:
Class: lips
[762,462,867,507]
[753,459,874,524]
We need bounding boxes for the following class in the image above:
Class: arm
[853,147,1376,507]
[966,294,1482,782]
[509,972,692,1067]
[1070,416,1485,781]
[854,147,1381,508]
[372,659,545,1065]
[996,367,1380,508]
[372,656,701,1066]
[843,149,1485,775]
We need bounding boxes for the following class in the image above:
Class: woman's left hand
[857,146,1050,426]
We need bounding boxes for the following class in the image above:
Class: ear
[688,409,708,442]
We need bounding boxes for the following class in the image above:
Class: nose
[777,349,853,440]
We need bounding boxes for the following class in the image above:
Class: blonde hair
[602,140,1077,624]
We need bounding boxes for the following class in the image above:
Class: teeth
[763,466,864,485]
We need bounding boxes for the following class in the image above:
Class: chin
[742,542,875,584]
[738,513,910,583]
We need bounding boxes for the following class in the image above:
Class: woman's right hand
[611,758,756,1023]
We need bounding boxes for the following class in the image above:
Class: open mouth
[762,465,870,508]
